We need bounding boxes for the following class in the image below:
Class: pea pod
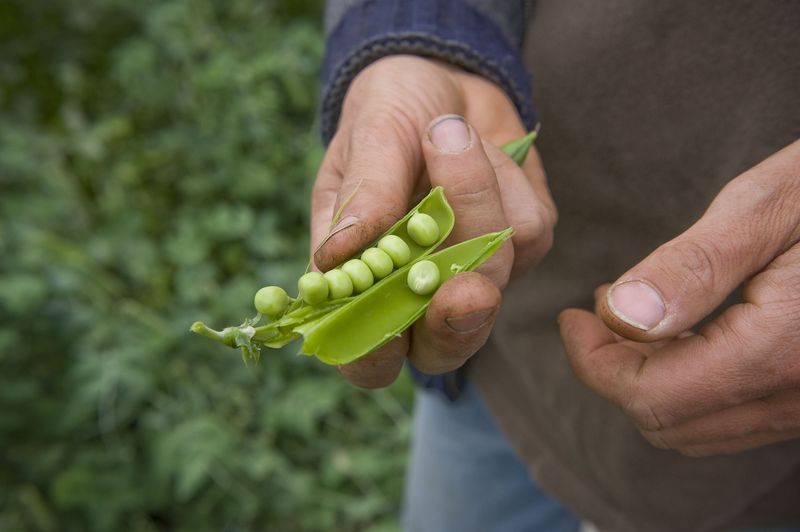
[252,297,354,348]
[190,130,538,363]
[500,125,539,166]
[295,228,513,365]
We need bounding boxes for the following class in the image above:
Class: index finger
[312,113,422,272]
[560,302,793,432]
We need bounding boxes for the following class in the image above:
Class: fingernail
[315,215,358,253]
[428,115,471,153]
[607,281,666,331]
[445,307,496,333]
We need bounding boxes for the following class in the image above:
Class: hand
[560,139,800,457]
[312,55,556,388]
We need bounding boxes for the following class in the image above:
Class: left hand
[311,56,555,388]
[559,139,800,457]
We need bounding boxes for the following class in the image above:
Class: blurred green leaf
[0,0,413,530]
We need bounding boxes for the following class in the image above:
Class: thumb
[599,142,800,342]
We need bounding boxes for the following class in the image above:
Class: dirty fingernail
[315,215,358,251]
[428,115,471,153]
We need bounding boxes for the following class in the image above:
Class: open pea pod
[188,187,453,360]
[190,130,537,362]
[296,228,513,365]
[261,185,455,339]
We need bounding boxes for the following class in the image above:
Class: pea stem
[190,321,237,347]
[252,324,281,342]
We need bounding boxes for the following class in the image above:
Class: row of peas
[254,212,443,319]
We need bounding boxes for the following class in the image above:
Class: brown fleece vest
[470,1,800,530]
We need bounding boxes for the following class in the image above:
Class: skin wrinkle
[696,313,768,406]
[738,175,800,255]
[445,178,502,206]
[628,350,671,432]
[748,244,800,305]
[680,428,800,458]
[641,390,800,451]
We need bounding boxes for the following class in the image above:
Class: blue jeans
[402,381,582,532]
[402,380,800,532]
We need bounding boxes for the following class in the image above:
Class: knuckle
[512,208,553,255]
[354,375,396,389]
[311,178,337,205]
[623,395,668,432]
[745,250,800,309]
[732,172,800,244]
[656,238,723,298]
[445,170,498,206]
[639,429,671,450]
[336,338,407,388]
[354,177,408,222]
[348,111,420,171]
[409,352,469,375]
[707,306,800,393]
[337,365,398,389]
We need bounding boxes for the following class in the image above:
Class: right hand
[312,55,556,388]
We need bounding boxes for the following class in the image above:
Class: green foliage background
[0,1,414,530]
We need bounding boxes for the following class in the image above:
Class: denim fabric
[406,362,466,402]
[325,0,534,49]
[320,0,537,144]
[402,381,582,532]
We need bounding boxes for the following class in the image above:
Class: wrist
[340,55,524,148]
[320,0,537,144]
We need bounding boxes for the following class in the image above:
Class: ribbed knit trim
[320,0,537,144]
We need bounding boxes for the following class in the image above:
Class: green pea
[341,259,374,293]
[377,235,411,267]
[253,286,289,318]
[407,260,440,295]
[298,272,329,305]
[407,212,440,246]
[324,269,354,299]
[361,247,394,279]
